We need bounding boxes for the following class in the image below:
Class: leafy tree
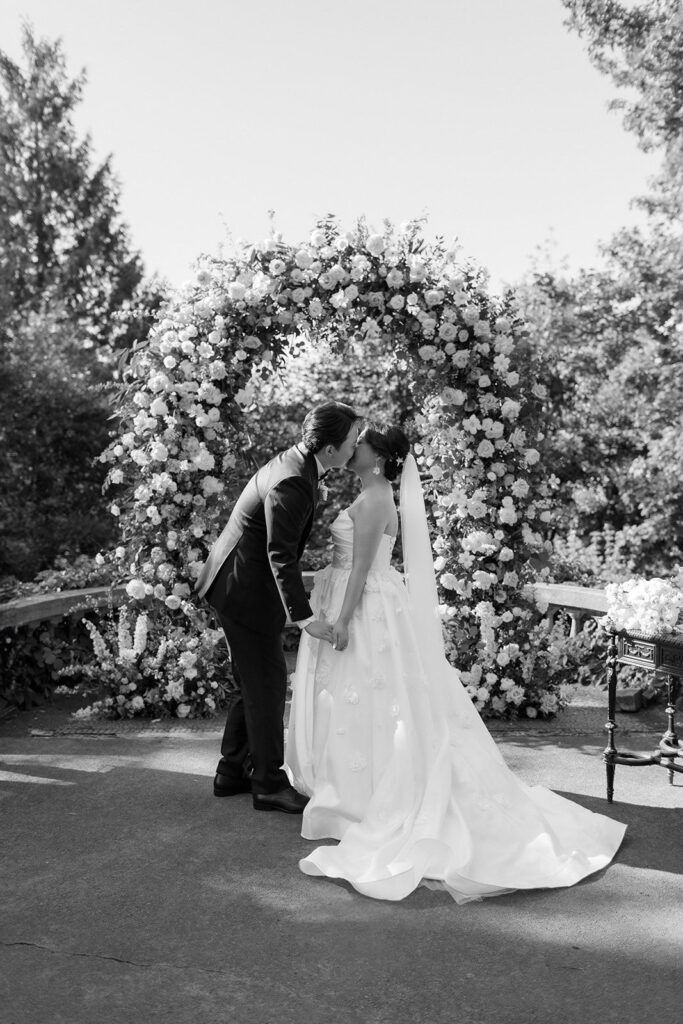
[0,24,147,367]
[518,2,683,575]
[0,25,165,578]
[0,313,115,579]
[563,0,683,217]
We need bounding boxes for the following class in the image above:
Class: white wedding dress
[285,465,626,903]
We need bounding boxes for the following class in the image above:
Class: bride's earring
[373,458,381,476]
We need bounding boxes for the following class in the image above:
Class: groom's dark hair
[302,402,358,453]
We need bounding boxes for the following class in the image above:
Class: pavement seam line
[2,940,233,976]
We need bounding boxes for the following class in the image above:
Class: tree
[513,3,683,576]
[0,24,146,366]
[562,0,683,218]
[0,24,165,578]
[0,313,115,578]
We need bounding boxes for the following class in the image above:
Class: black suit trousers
[206,557,290,795]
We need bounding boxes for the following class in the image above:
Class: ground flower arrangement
[80,217,573,721]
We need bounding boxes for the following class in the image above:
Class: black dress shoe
[213,774,252,797]
[252,786,309,814]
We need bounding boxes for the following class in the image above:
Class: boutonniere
[318,481,329,501]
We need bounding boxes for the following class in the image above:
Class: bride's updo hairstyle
[363,425,411,482]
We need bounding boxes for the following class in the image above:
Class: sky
[1,0,660,291]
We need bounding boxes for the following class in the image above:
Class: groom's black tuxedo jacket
[195,444,320,633]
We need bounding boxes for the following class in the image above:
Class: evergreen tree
[0,25,164,577]
[0,24,146,360]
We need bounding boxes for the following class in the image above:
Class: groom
[196,401,359,813]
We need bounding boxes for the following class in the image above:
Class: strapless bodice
[330,509,395,572]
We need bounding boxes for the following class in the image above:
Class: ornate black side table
[604,628,682,802]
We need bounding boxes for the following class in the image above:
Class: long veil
[399,454,446,658]
[399,453,482,729]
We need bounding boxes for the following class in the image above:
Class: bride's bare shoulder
[348,488,395,523]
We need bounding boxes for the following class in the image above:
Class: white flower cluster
[605,577,683,635]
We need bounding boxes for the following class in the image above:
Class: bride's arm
[331,501,386,651]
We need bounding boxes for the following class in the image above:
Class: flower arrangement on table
[604,576,683,636]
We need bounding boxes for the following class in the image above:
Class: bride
[285,425,626,903]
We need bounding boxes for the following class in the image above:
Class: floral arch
[92,218,562,721]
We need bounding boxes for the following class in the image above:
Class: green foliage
[519,232,683,573]
[563,1,683,152]
[0,612,96,711]
[550,525,636,586]
[0,554,113,603]
[0,25,146,359]
[518,2,683,575]
[0,315,116,579]
[0,26,165,580]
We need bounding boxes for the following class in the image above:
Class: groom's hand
[304,620,334,643]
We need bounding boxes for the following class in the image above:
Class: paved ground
[1,691,681,1024]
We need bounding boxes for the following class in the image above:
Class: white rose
[310,228,326,247]
[366,234,385,256]
[386,268,404,288]
[477,440,495,459]
[228,282,247,301]
[126,579,147,601]
[176,704,191,718]
[525,448,540,465]
[438,323,457,342]
[440,573,458,590]
[150,442,169,463]
[165,595,181,610]
[149,397,169,418]
[389,294,405,310]
[501,399,521,420]
[294,250,313,269]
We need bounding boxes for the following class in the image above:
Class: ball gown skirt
[285,511,626,903]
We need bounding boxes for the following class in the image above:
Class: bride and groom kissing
[196,401,625,903]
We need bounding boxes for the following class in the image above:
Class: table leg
[603,631,619,803]
[661,675,680,785]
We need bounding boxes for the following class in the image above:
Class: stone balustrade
[0,579,607,635]
[533,582,607,635]
[0,586,127,630]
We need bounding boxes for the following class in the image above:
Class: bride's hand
[331,619,349,652]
